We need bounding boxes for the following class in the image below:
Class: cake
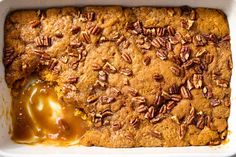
[4,6,232,147]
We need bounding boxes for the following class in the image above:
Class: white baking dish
[0,0,236,156]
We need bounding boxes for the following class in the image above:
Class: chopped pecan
[143,56,151,66]
[130,118,140,129]
[227,57,233,70]
[154,93,163,106]
[127,87,138,96]
[196,49,207,57]
[153,73,164,81]
[221,34,230,42]
[3,47,17,66]
[112,122,122,131]
[186,79,194,90]
[132,96,146,105]
[192,74,203,89]
[180,86,192,99]
[170,65,182,76]
[100,96,115,104]
[156,27,166,37]
[30,20,41,28]
[196,114,205,129]
[194,34,207,46]
[121,52,132,64]
[89,25,102,35]
[159,104,167,114]
[179,124,187,140]
[169,84,179,94]
[109,87,121,97]
[150,130,163,139]
[136,104,148,113]
[151,38,161,48]
[92,63,102,71]
[87,11,95,21]
[116,35,125,45]
[171,94,182,102]
[215,79,228,88]
[210,98,221,107]
[103,62,117,73]
[150,114,167,124]
[202,86,213,99]
[166,101,176,110]
[98,70,108,82]
[169,35,179,45]
[133,20,143,34]
[156,49,168,60]
[180,46,191,62]
[171,115,180,124]
[80,31,90,43]
[87,95,99,103]
[35,36,52,47]
[144,106,155,119]
[120,68,133,76]
[167,26,175,36]
[101,110,113,118]
[55,31,63,38]
[71,26,81,35]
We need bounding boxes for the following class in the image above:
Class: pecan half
[130,118,140,129]
[180,86,192,99]
[136,104,148,113]
[156,49,168,60]
[153,73,164,81]
[170,65,182,76]
[150,130,163,139]
[179,124,187,140]
[120,68,133,76]
[192,74,203,89]
[143,56,151,66]
[121,52,132,64]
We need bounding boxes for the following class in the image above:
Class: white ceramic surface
[0,0,235,156]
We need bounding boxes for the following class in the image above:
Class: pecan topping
[103,62,117,73]
[192,74,203,89]
[180,46,191,62]
[156,49,168,60]
[127,87,138,96]
[153,73,164,81]
[132,96,146,105]
[100,96,115,104]
[185,107,195,125]
[68,76,78,83]
[194,34,207,46]
[227,57,233,70]
[55,31,63,38]
[179,124,187,140]
[181,19,194,30]
[48,58,58,70]
[180,86,192,99]
[35,36,52,47]
[101,110,113,117]
[87,11,95,21]
[169,36,179,45]
[161,90,171,100]
[221,34,230,42]
[3,47,17,66]
[196,114,205,129]
[186,79,194,90]
[169,84,179,94]
[202,86,213,99]
[210,98,221,107]
[79,13,88,22]
[166,101,176,110]
[133,21,143,34]
[150,114,167,124]
[159,104,167,114]
[136,104,148,113]
[92,63,102,71]
[151,38,161,48]
[144,106,155,119]
[156,27,166,37]
[143,56,151,66]
[71,26,80,35]
[196,49,207,57]
[190,10,197,20]
[167,26,175,36]
[154,94,163,106]
[108,87,121,97]
[215,79,228,88]
[87,95,99,103]
[112,122,122,131]
[130,118,140,129]
[80,31,90,43]
[94,80,108,90]
[170,94,182,102]
[98,70,108,82]
[156,37,166,47]
[89,25,102,35]
[116,35,125,45]
[150,130,162,139]
[120,68,133,76]
[30,20,41,28]
[121,52,132,64]
[170,65,181,76]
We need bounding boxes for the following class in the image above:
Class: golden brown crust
[4,6,232,147]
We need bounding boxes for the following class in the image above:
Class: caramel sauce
[11,80,89,145]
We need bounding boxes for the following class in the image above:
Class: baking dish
[0,0,236,156]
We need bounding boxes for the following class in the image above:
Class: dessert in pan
[3,6,232,147]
